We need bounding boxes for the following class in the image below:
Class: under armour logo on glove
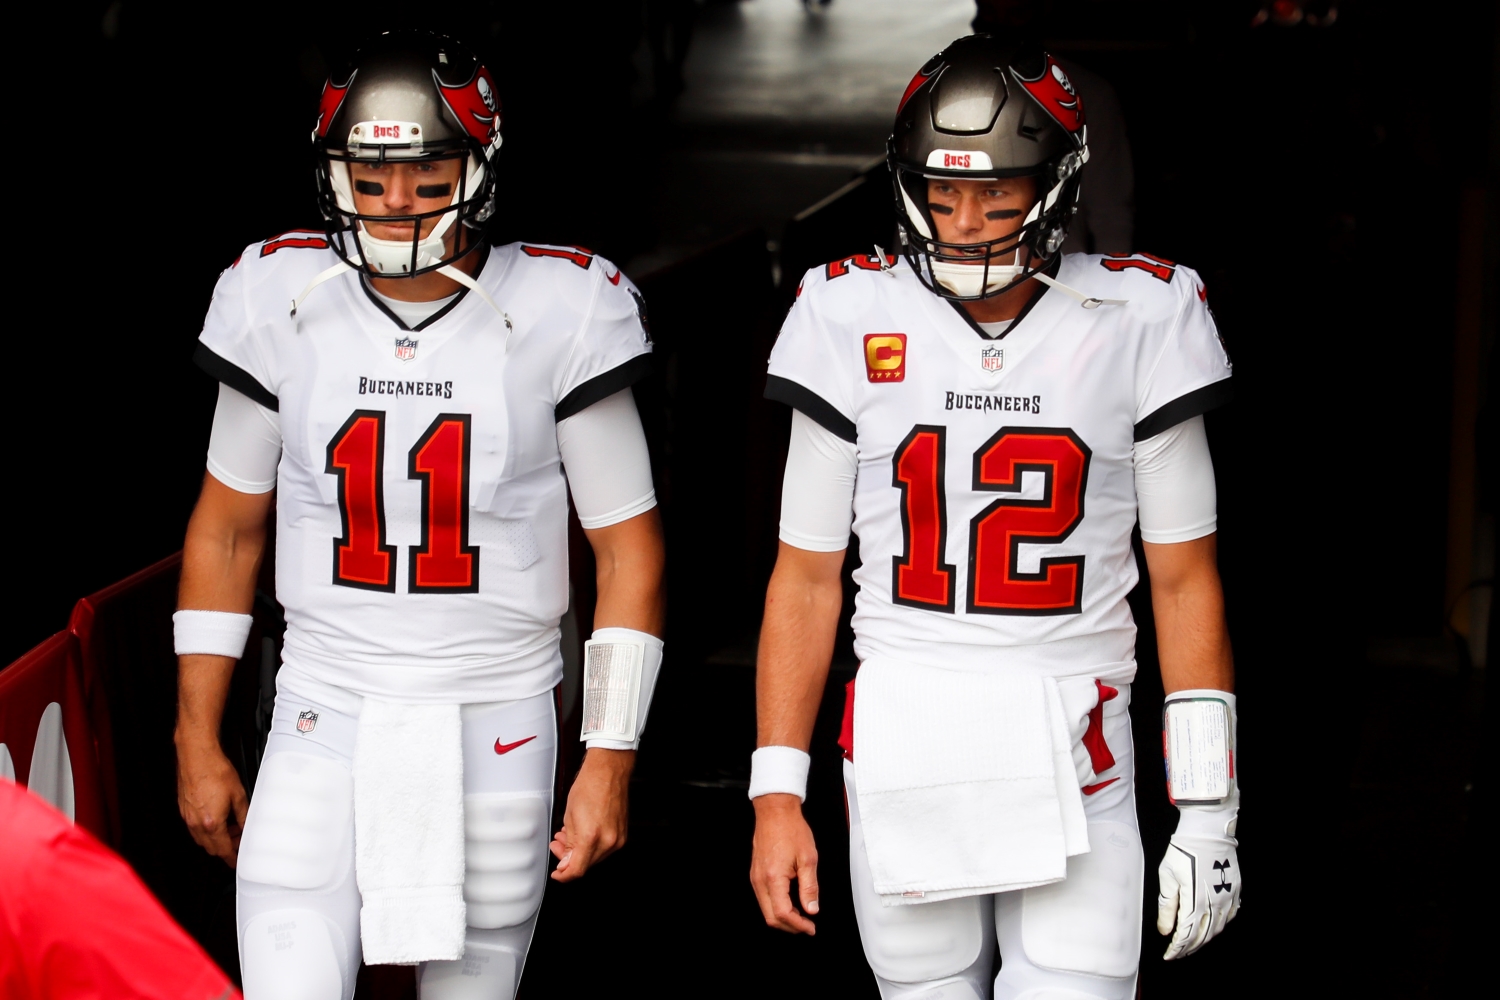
[1212,858,1233,894]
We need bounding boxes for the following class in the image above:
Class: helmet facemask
[893,146,1086,302]
[318,134,494,279]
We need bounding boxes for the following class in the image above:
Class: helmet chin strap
[930,245,1027,298]
[435,264,513,346]
[290,251,513,346]
[1032,270,1129,309]
[926,245,1130,309]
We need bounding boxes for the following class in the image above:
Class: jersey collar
[357,242,492,333]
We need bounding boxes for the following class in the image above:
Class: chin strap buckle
[436,265,513,346]
[1032,269,1128,309]
[290,259,357,318]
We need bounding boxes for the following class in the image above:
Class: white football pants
[846,686,1143,1000]
[236,682,556,1000]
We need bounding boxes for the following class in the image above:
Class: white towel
[353,699,467,964]
[852,658,1100,905]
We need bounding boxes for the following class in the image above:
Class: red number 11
[326,410,478,593]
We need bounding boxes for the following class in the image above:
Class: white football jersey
[767,252,1231,682]
[197,234,652,703]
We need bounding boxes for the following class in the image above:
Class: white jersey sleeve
[778,409,858,551]
[195,237,303,410]
[553,258,654,420]
[556,389,656,529]
[1132,265,1233,441]
[1134,415,1216,544]
[764,268,864,442]
[206,383,283,494]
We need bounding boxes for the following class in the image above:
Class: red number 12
[892,425,1091,616]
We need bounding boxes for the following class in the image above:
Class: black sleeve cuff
[1133,378,1232,442]
[194,343,278,412]
[765,375,856,443]
[555,353,653,421]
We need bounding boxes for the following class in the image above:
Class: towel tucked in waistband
[851,657,1106,905]
[353,699,467,963]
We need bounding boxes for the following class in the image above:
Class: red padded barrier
[67,551,183,848]
[0,631,110,841]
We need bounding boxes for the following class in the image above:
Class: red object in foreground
[0,780,240,1000]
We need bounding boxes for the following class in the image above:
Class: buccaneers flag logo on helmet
[436,67,500,147]
[1012,56,1085,135]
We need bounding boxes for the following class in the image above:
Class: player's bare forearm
[180,472,273,616]
[1142,534,1234,694]
[553,509,663,881]
[176,474,271,744]
[757,542,845,750]
[749,543,842,935]
[175,473,270,864]
[584,507,665,637]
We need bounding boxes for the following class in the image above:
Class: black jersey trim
[946,257,1057,342]
[765,375,857,443]
[1133,378,1233,442]
[194,343,278,412]
[358,243,491,332]
[555,353,653,421]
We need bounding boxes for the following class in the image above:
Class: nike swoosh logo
[1081,777,1119,796]
[494,735,538,755]
[607,269,622,286]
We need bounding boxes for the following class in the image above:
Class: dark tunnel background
[3,1,1495,997]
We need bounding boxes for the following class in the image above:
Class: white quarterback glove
[1157,690,1241,960]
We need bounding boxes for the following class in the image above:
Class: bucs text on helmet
[312,30,501,280]
[889,35,1088,301]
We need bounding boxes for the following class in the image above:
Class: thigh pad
[463,792,550,929]
[1020,821,1143,979]
[239,751,354,891]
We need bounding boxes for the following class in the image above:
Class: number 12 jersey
[766,252,1232,683]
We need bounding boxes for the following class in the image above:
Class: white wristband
[581,627,664,750]
[173,609,253,659]
[1163,689,1237,807]
[748,746,811,802]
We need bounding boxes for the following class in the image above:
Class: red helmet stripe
[314,74,354,139]
[897,68,937,115]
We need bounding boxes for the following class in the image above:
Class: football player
[171,31,664,1000]
[749,35,1240,999]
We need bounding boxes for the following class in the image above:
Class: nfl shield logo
[296,710,318,733]
[981,346,1003,372]
[394,337,418,361]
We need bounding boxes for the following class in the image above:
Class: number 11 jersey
[196,236,652,703]
[766,252,1231,683]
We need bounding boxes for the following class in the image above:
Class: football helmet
[889,35,1088,301]
[312,30,501,279]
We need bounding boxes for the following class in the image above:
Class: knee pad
[418,924,531,1000]
[239,752,354,891]
[462,793,549,929]
[886,977,986,1000]
[1012,991,1118,1000]
[1020,821,1142,980]
[241,908,348,1000]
